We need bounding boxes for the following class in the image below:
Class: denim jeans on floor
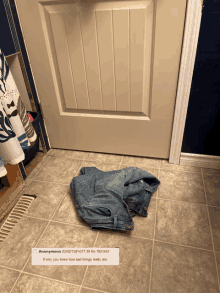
[70,166,160,231]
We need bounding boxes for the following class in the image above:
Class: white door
[14,0,187,158]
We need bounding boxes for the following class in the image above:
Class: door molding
[169,0,202,165]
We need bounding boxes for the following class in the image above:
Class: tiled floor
[1,148,220,293]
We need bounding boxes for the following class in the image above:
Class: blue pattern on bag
[0,110,16,142]
[0,155,4,168]
[0,49,9,95]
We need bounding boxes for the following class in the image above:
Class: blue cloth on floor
[70,166,160,231]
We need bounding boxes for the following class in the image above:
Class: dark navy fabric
[70,166,160,231]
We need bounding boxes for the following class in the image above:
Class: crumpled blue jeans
[70,166,160,231]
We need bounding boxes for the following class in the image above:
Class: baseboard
[180,152,220,169]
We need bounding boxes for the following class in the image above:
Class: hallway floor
[1,148,220,293]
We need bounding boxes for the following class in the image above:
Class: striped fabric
[0,88,31,150]
[17,93,37,144]
[0,48,37,177]
[1,51,37,145]
[0,99,24,166]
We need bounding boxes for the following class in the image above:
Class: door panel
[14,0,187,158]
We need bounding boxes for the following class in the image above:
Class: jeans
[70,166,160,231]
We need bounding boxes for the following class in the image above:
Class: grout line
[1,229,215,270]
[121,165,202,174]
[77,152,102,293]
[23,184,219,211]
[78,232,100,293]
[0,264,21,273]
[148,159,162,293]
[18,208,216,254]
[40,150,109,293]
[24,178,33,186]
[201,168,220,291]
[30,152,210,176]
[119,156,124,169]
[1,261,110,293]
[79,154,121,293]
[156,196,211,208]
[26,178,220,211]
[9,186,70,293]
[6,151,92,293]
[153,238,214,253]
[26,151,90,185]
[47,149,55,156]
[12,270,82,290]
[79,286,110,293]
[14,153,124,293]
[30,151,219,175]
[27,155,50,180]
[29,179,70,186]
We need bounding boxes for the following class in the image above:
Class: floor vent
[0,194,37,243]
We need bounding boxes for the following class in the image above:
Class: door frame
[169,0,203,164]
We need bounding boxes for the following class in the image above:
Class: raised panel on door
[42,0,153,117]
[14,0,187,158]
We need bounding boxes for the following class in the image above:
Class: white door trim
[169,0,202,165]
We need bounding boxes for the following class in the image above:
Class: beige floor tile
[54,189,157,240]
[46,149,55,156]
[77,161,120,176]
[2,150,220,293]
[86,152,122,163]
[161,159,202,173]
[21,180,69,220]
[27,155,50,180]
[129,198,156,239]
[11,273,79,293]
[203,168,220,176]
[24,152,46,177]
[0,266,20,293]
[203,173,220,207]
[214,251,220,284]
[23,222,98,286]
[0,217,49,270]
[106,198,156,239]
[155,199,213,250]
[208,206,220,252]
[120,165,159,177]
[52,189,89,228]
[121,156,160,168]
[50,149,89,160]
[158,169,206,204]
[24,178,33,187]
[33,156,83,184]
[80,288,107,293]
[150,241,219,293]
[82,233,153,293]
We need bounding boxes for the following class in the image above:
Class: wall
[181,0,220,155]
